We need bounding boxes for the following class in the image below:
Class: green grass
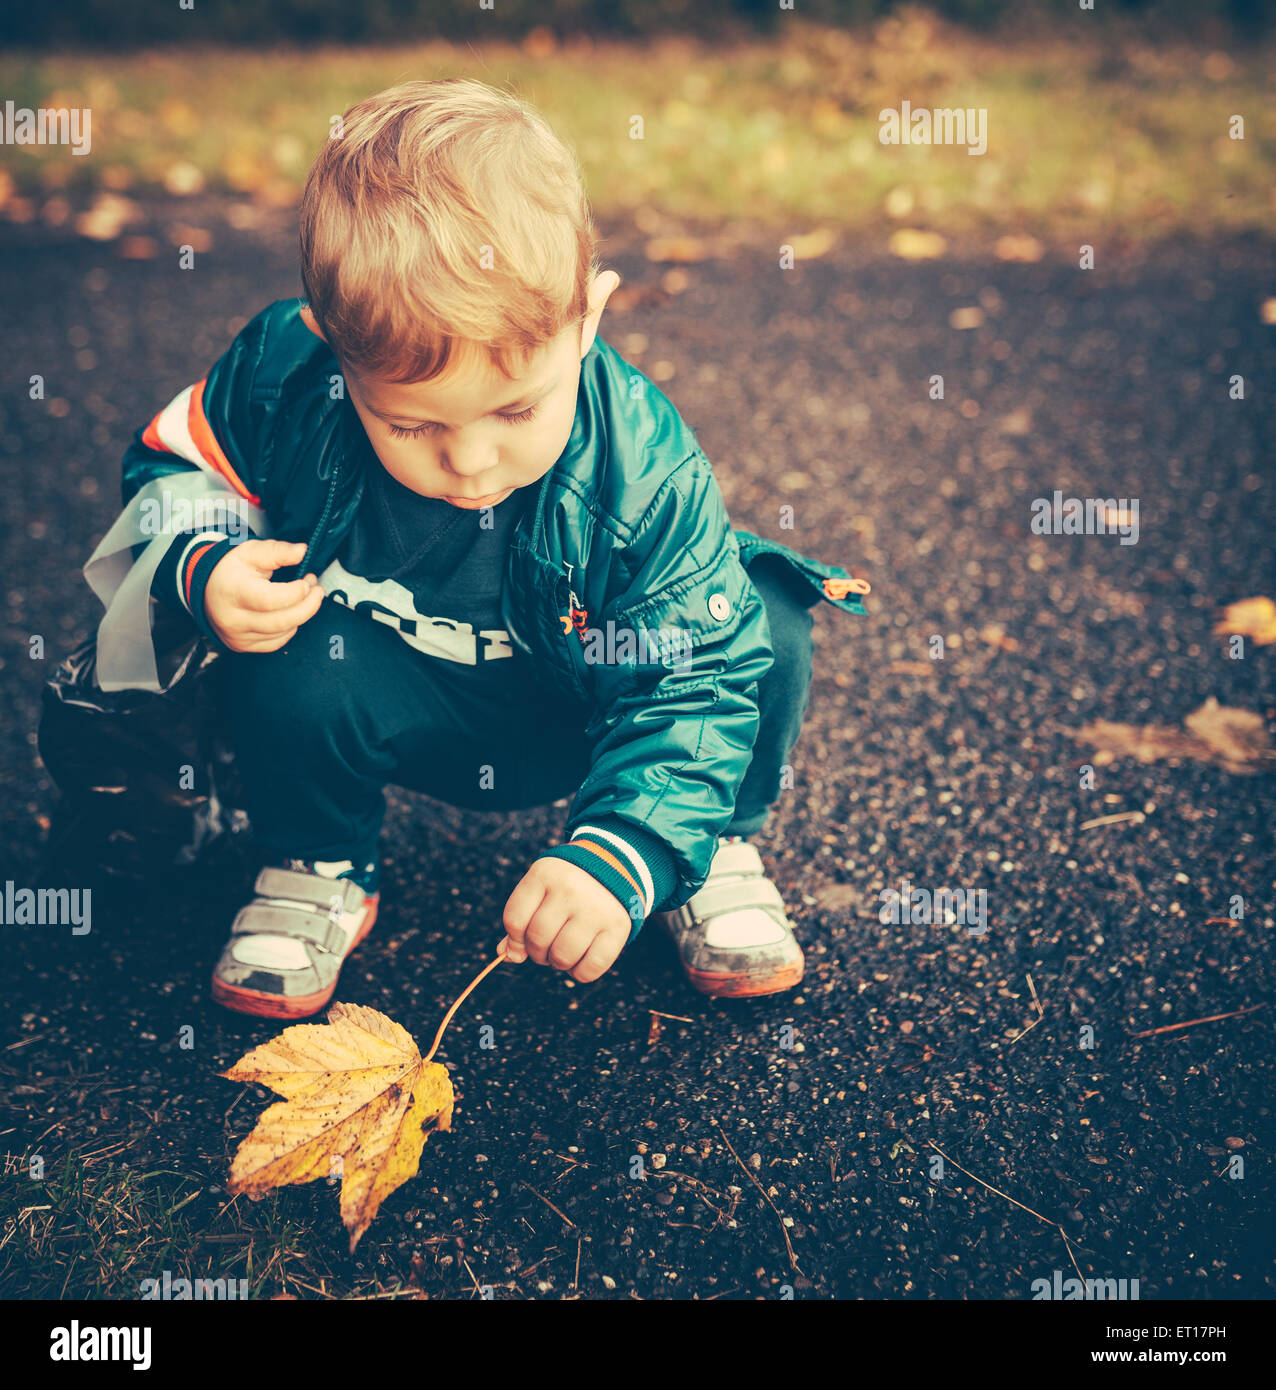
[1,17,1272,240]
[0,1149,371,1299]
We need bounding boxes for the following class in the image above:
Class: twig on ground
[926,1140,1085,1284]
[1007,972,1046,1046]
[519,1181,576,1229]
[712,1119,800,1274]
[1130,1003,1265,1038]
[1079,811,1146,831]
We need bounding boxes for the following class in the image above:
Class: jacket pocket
[734,528,870,615]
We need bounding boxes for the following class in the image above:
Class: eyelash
[387,404,539,439]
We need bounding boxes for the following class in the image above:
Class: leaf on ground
[1073,698,1274,776]
[221,1001,453,1252]
[888,228,947,260]
[1214,596,1276,647]
[994,233,1045,263]
[979,622,1019,652]
[643,234,728,262]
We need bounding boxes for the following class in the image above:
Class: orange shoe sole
[210,895,379,1020]
[685,955,804,999]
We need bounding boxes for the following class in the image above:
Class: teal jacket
[113,299,868,915]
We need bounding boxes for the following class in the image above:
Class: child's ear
[579,270,621,358]
[299,304,327,341]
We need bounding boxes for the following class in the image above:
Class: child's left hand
[502,857,632,982]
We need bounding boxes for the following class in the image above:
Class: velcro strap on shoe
[713,839,765,878]
[253,867,365,915]
[231,902,349,954]
[685,875,785,924]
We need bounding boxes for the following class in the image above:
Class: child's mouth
[441,487,513,509]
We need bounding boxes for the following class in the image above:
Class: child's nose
[441,443,498,479]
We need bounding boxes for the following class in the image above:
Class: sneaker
[652,836,804,998]
[210,858,379,1019]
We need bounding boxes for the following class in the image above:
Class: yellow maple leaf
[222,1001,454,1251]
[222,948,506,1250]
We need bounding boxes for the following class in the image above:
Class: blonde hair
[300,77,600,383]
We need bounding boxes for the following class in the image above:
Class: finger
[241,583,326,634]
[523,903,569,967]
[496,935,527,966]
[236,572,321,613]
[502,873,549,956]
[242,539,308,576]
[546,920,597,973]
[572,933,623,984]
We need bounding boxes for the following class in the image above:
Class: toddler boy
[78,78,868,1017]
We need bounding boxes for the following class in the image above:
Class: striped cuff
[151,529,241,648]
[541,817,679,938]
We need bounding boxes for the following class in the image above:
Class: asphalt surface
[1,200,1273,1300]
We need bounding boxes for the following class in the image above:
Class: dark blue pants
[225,555,815,864]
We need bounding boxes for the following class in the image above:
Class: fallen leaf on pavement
[75,192,141,242]
[644,234,728,262]
[786,227,838,259]
[949,306,985,330]
[888,228,947,260]
[223,946,507,1250]
[995,233,1045,263]
[998,406,1033,435]
[1214,596,1276,646]
[223,1002,453,1251]
[1073,698,1273,775]
[980,623,1019,652]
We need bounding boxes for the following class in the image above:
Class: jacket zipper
[298,461,341,578]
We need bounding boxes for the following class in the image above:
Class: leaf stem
[424,939,509,1063]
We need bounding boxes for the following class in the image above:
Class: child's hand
[502,857,632,982]
[203,540,325,653]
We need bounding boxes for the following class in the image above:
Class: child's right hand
[203,540,325,652]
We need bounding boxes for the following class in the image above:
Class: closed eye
[387,403,540,440]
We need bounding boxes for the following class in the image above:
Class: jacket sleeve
[550,450,775,921]
[87,305,290,693]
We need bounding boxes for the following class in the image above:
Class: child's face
[318,271,618,510]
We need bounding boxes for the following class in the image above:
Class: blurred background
[0,1,1272,246]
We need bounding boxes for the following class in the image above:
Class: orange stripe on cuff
[183,541,218,609]
[569,837,645,908]
[188,378,261,505]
